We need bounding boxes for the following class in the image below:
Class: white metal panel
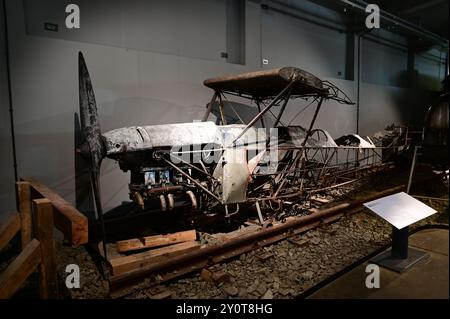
[363,192,437,229]
[222,148,249,204]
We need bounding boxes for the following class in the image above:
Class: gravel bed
[2,166,447,299]
[127,197,447,299]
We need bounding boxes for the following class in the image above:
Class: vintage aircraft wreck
[77,52,392,226]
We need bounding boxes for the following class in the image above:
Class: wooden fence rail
[21,177,88,245]
[0,179,83,299]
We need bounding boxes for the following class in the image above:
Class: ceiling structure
[285,0,450,51]
[372,0,448,40]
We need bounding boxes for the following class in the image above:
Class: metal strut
[231,80,296,146]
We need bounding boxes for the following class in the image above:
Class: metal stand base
[370,247,429,273]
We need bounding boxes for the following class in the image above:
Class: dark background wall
[0,0,447,218]
[0,1,16,216]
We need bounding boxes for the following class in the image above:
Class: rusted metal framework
[191,67,389,220]
[77,55,409,235]
[74,55,418,290]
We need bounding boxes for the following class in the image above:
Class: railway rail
[108,172,444,298]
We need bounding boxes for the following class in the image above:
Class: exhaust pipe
[134,192,144,210]
[159,195,167,212]
[186,190,197,211]
[167,193,175,211]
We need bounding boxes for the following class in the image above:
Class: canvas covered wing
[203,67,328,99]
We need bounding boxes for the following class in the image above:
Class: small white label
[262,59,269,65]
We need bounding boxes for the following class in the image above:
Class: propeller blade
[78,52,105,170]
[79,52,101,137]
[78,52,108,263]
[90,168,108,262]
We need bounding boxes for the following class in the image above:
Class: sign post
[363,192,437,272]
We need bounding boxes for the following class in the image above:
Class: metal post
[218,94,227,125]
[273,87,293,127]
[231,80,296,145]
[391,226,409,259]
[407,146,420,194]
[255,201,264,225]
[302,97,324,147]
[2,0,18,181]
[370,145,428,272]
[255,99,265,128]
[201,92,219,122]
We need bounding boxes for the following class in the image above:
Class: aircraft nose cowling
[103,126,151,155]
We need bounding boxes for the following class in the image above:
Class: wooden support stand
[0,212,21,251]
[21,178,88,245]
[0,239,42,299]
[105,230,200,277]
[33,199,58,298]
[16,181,32,248]
[110,241,200,276]
[116,230,197,253]
[0,192,59,299]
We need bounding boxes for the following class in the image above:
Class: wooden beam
[33,199,58,299]
[110,241,200,276]
[0,239,42,299]
[16,181,32,248]
[116,230,197,253]
[310,196,330,204]
[0,212,21,252]
[22,177,88,245]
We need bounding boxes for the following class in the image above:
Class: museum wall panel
[24,0,227,63]
[358,83,434,137]
[361,36,409,87]
[415,49,448,91]
[260,6,347,80]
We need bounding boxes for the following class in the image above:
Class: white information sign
[363,192,437,229]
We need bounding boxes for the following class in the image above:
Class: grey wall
[415,48,448,91]
[0,1,16,216]
[260,6,347,79]
[24,0,228,62]
[1,0,447,218]
[357,28,445,136]
[358,83,435,136]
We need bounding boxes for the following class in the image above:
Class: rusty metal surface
[283,126,339,148]
[203,67,328,98]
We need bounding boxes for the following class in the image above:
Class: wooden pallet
[100,230,200,277]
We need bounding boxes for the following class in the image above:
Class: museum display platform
[308,227,449,299]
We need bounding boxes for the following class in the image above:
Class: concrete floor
[308,228,449,299]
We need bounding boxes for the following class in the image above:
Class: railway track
[108,182,415,298]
